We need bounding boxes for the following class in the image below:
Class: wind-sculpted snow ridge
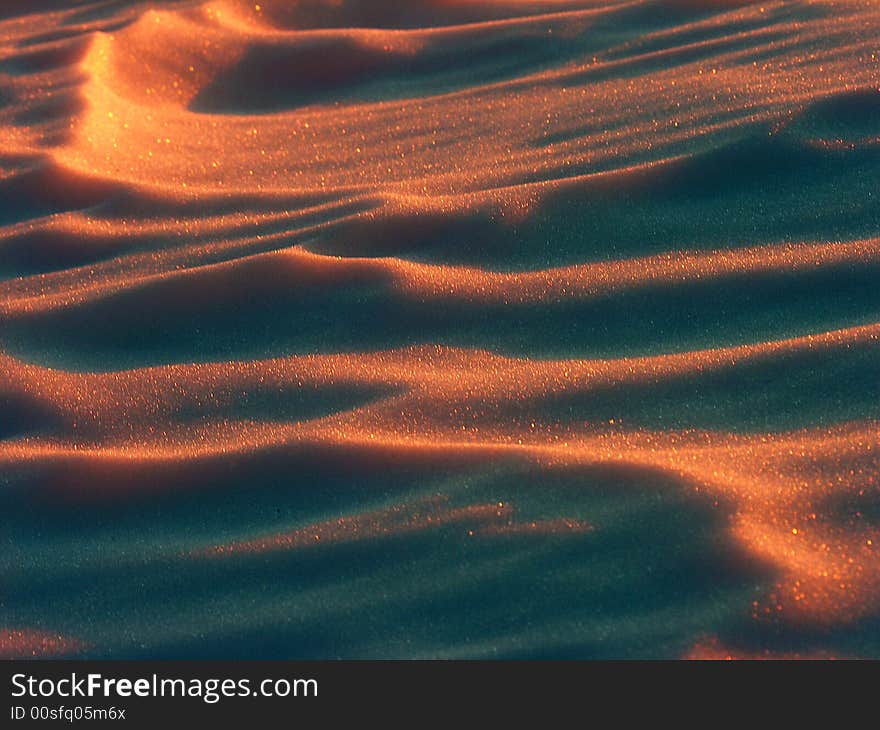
[0,0,878,658]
